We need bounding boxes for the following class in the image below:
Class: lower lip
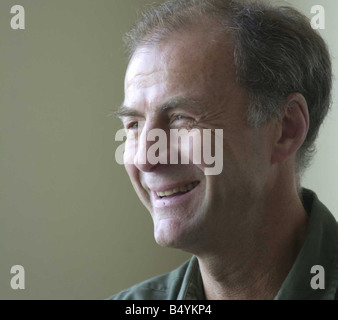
[152,182,200,208]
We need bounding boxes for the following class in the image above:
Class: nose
[134,121,169,172]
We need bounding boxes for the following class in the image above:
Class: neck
[197,182,308,300]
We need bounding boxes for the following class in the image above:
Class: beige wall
[1,0,337,299]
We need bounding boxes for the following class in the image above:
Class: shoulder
[107,258,193,300]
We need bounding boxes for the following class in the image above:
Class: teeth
[157,182,198,198]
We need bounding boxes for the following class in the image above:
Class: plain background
[1,0,337,299]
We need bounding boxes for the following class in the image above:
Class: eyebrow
[114,96,204,119]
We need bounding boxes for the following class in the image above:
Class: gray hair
[124,0,332,181]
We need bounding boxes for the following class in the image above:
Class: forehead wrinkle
[126,69,164,90]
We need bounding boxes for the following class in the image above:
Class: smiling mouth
[156,181,199,199]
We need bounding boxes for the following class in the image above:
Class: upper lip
[147,181,200,193]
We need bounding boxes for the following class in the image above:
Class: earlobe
[271,93,310,164]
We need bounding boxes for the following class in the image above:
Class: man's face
[121,27,274,253]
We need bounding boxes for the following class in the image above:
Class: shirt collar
[177,255,205,300]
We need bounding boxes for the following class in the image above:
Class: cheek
[180,128,223,175]
[123,140,140,184]
[124,163,138,186]
[124,163,151,209]
[123,142,146,195]
[171,129,207,169]
[123,137,137,166]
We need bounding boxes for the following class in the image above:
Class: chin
[153,219,197,250]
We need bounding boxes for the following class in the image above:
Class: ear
[271,93,310,164]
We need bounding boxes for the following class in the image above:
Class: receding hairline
[128,20,235,66]
[125,5,235,60]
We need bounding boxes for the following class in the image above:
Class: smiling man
[110,0,338,300]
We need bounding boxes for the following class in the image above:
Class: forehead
[124,25,238,111]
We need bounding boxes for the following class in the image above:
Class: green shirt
[109,189,338,300]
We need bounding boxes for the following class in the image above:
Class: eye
[173,114,189,121]
[126,121,139,130]
[170,114,196,129]
[175,114,185,121]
